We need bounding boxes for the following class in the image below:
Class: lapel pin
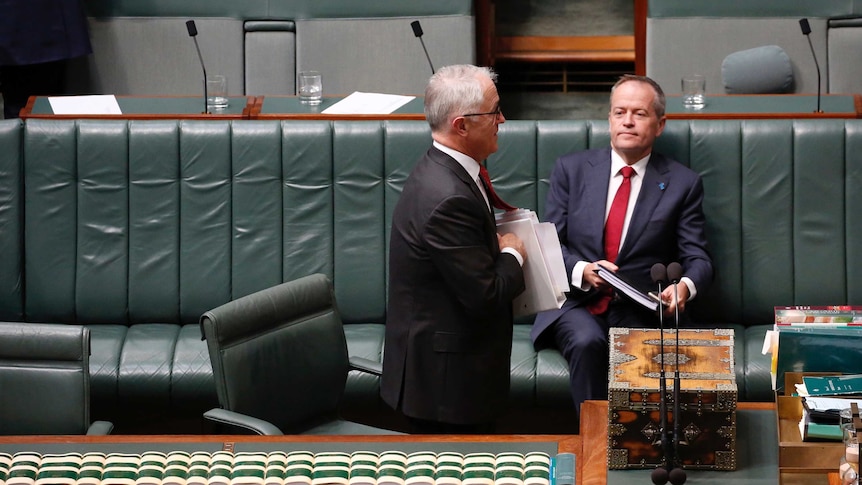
[658,182,666,191]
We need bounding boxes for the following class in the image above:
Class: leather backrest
[0,119,23,321]
[201,273,348,433]
[0,322,92,434]
[10,118,862,331]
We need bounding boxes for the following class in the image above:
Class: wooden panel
[494,35,635,63]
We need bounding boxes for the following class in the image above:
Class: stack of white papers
[496,209,568,317]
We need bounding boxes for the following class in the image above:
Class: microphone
[410,20,436,74]
[649,263,670,485]
[186,20,208,114]
[798,18,823,113]
[665,262,687,485]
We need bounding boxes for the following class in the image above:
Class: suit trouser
[548,297,663,414]
[0,60,66,119]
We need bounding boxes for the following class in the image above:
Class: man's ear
[452,116,468,135]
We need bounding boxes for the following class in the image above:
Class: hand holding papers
[593,264,660,312]
[495,209,568,317]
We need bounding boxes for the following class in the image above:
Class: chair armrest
[349,356,382,376]
[203,408,284,435]
[86,420,114,435]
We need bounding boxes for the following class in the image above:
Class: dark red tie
[588,165,635,315]
[479,165,517,211]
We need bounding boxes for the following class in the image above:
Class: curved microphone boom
[665,262,687,485]
[798,18,822,113]
[186,20,208,114]
[410,20,436,74]
[649,263,670,485]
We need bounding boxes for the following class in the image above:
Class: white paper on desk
[496,209,567,317]
[48,95,122,115]
[803,396,862,412]
[321,91,415,115]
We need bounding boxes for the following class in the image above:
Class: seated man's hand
[584,260,617,290]
[660,282,690,315]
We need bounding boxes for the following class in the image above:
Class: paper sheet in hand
[48,95,122,115]
[321,92,415,115]
[496,209,568,317]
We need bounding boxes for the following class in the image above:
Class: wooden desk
[20,95,256,120]
[580,400,783,485]
[250,96,426,121]
[665,94,862,119]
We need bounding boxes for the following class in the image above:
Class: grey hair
[424,64,498,132]
[610,74,667,119]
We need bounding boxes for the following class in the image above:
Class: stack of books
[763,306,862,393]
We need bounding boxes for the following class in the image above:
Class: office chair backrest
[0,323,95,434]
[201,273,350,433]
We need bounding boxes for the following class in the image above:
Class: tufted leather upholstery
[1,118,861,432]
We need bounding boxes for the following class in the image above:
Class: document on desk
[496,209,568,317]
[321,91,415,115]
[48,95,122,115]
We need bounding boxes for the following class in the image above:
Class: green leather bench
[1,118,860,433]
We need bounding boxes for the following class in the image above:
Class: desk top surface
[666,93,861,119]
[254,95,426,120]
[22,96,252,119]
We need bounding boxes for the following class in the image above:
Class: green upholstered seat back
[5,118,862,331]
[201,274,349,433]
[0,322,93,435]
[0,120,23,321]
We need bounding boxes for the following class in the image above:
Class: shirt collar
[434,140,481,181]
[610,150,651,178]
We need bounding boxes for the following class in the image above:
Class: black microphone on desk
[665,262,687,485]
[799,18,823,114]
[410,20,436,74]
[186,20,209,114]
[649,263,672,485]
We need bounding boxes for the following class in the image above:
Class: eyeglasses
[462,106,503,118]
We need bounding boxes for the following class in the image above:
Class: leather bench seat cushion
[87,324,215,409]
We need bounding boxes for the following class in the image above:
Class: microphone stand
[667,263,687,485]
[671,280,681,475]
[410,20,436,74]
[649,264,670,485]
[659,280,670,477]
[186,20,209,114]
[804,34,822,113]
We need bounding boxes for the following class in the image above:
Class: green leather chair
[0,322,113,435]
[200,273,402,435]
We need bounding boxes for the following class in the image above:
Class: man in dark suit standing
[531,75,713,415]
[382,64,527,433]
[0,0,92,119]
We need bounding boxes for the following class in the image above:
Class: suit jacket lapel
[427,146,497,232]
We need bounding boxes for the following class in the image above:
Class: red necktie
[479,165,517,211]
[588,165,635,315]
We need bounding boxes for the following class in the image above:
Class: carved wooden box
[607,327,737,470]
